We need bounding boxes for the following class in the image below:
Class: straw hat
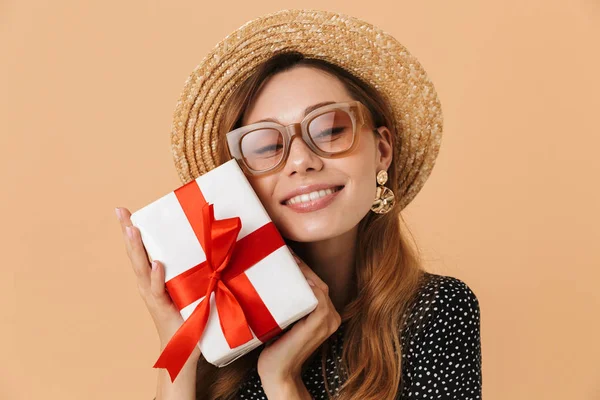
[171,8,443,211]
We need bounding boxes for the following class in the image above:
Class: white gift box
[130,159,318,368]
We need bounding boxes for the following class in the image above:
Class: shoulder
[421,272,479,311]
[414,272,480,314]
[401,272,481,342]
[420,272,479,302]
[398,273,483,396]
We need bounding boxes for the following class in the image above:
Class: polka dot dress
[236,273,482,399]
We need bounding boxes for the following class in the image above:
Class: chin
[281,228,336,243]
[276,217,353,242]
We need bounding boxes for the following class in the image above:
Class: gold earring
[371,170,396,214]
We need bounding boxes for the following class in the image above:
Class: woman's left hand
[257,247,342,397]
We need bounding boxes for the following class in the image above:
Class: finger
[287,249,315,279]
[117,207,152,289]
[116,207,134,258]
[294,261,329,295]
[286,245,298,257]
[126,224,151,290]
[301,270,340,331]
[149,260,169,300]
[293,288,338,345]
[288,254,333,312]
[308,287,341,334]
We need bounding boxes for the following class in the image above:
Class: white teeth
[286,187,339,205]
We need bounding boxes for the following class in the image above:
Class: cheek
[345,149,378,207]
[248,176,277,210]
[352,167,377,208]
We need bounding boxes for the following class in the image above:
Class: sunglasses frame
[225,100,378,176]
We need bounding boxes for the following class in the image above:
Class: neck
[288,225,358,313]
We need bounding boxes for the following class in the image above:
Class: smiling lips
[282,185,345,213]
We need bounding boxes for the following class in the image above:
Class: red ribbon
[152,179,284,382]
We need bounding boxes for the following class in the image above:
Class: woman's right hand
[115,206,198,358]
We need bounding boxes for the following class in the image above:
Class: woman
[116,9,482,400]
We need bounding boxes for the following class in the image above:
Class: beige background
[1,1,599,399]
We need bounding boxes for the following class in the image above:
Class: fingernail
[151,261,157,271]
[115,207,122,220]
[126,226,134,239]
[307,279,315,287]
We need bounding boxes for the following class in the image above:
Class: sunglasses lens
[240,128,284,171]
[308,109,355,153]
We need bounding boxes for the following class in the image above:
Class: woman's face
[240,66,393,242]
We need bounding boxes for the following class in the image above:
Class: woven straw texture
[171,8,443,211]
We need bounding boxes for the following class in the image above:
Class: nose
[282,124,324,176]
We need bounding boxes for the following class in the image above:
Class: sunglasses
[225,100,378,176]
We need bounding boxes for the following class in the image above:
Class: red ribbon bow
[152,180,284,382]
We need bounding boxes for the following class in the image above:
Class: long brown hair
[195,51,430,400]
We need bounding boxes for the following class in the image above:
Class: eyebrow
[251,101,337,124]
